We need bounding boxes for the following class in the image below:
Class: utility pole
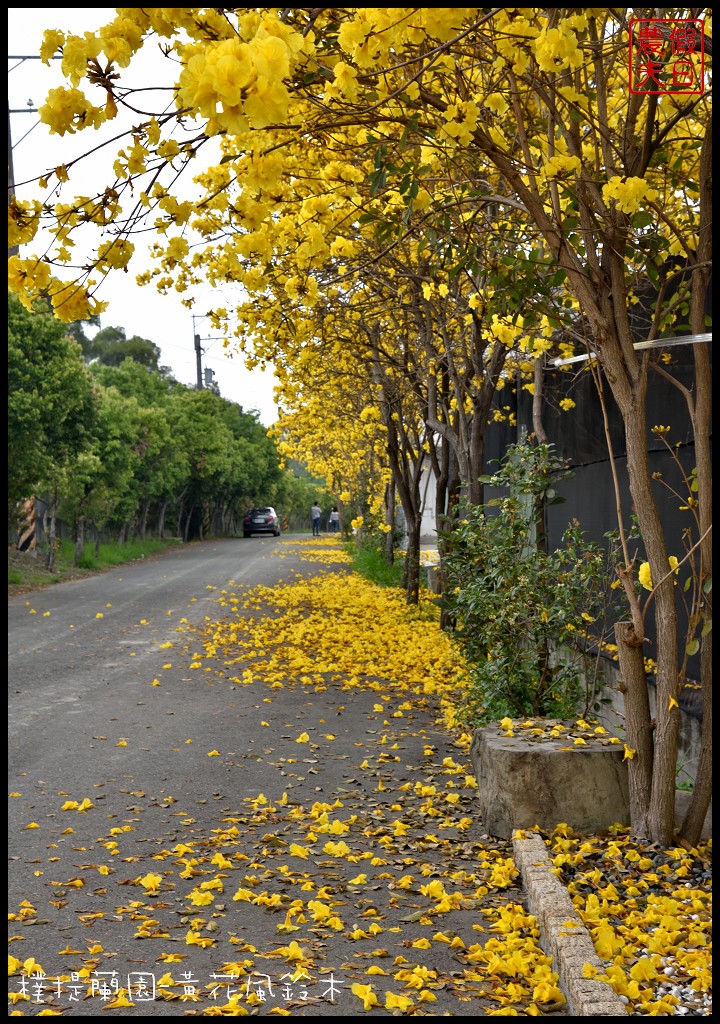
[192,313,220,391]
[193,318,203,388]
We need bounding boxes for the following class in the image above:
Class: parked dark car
[243,506,281,538]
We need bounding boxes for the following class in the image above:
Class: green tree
[89,360,190,539]
[59,384,145,563]
[8,292,96,507]
[64,314,101,361]
[89,325,164,372]
[165,388,235,541]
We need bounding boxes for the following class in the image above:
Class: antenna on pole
[192,313,220,390]
[193,315,203,388]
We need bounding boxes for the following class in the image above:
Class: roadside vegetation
[344,535,405,590]
[8,538,182,591]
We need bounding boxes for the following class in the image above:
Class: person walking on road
[329,506,340,534]
[311,501,322,537]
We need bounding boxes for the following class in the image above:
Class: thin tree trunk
[385,481,396,567]
[532,354,548,445]
[45,501,57,573]
[177,496,186,541]
[615,621,654,838]
[138,500,149,541]
[74,517,85,566]
[624,403,679,846]
[436,439,460,630]
[402,514,422,605]
[157,502,167,539]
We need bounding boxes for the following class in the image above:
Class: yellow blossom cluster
[176,22,308,134]
[602,176,660,216]
[7,198,43,248]
[38,86,105,136]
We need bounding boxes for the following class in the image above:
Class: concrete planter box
[471,720,630,839]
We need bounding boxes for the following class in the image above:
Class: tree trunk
[45,501,57,573]
[402,514,422,605]
[614,621,654,838]
[532,355,548,445]
[435,439,460,630]
[622,398,680,846]
[156,501,167,539]
[177,497,185,541]
[385,481,396,567]
[214,497,225,535]
[74,516,85,566]
[137,500,149,541]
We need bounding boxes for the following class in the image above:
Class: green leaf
[686,639,700,656]
[703,577,712,594]
[369,168,387,198]
[701,620,712,637]
[631,211,655,229]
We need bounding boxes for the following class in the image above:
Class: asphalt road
[8,537,563,1017]
[9,538,325,1014]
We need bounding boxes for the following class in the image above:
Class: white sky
[8,8,280,426]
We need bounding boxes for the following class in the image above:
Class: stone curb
[512,831,628,1017]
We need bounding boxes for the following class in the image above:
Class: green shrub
[441,442,609,726]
